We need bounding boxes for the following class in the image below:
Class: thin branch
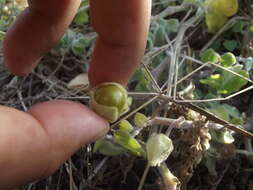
[137,164,150,190]
[17,90,28,111]
[126,92,253,140]
[174,85,253,103]
[142,62,162,93]
[111,95,161,128]
[170,53,253,85]
[168,96,253,140]
[152,3,194,21]
[87,157,109,182]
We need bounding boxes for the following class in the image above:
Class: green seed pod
[90,82,129,123]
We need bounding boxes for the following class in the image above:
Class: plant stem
[137,163,150,190]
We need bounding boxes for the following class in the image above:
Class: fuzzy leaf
[114,130,145,157]
[71,37,89,57]
[73,11,89,25]
[219,65,249,95]
[209,129,234,144]
[134,113,149,127]
[146,134,174,167]
[94,139,126,156]
[223,40,238,52]
[118,120,134,133]
[200,49,220,63]
[200,74,222,90]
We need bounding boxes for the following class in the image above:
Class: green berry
[221,52,236,67]
[94,84,126,112]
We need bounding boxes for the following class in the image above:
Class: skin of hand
[1,0,151,189]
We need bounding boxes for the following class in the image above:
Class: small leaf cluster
[200,49,248,96]
[94,112,174,168]
[94,112,149,157]
[198,49,249,143]
[56,0,93,57]
[56,29,94,57]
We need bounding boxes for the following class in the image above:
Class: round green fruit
[90,82,129,123]
[221,52,236,67]
[94,84,126,112]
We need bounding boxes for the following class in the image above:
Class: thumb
[28,100,109,176]
[0,100,109,189]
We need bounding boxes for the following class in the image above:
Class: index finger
[3,0,81,75]
[89,0,151,86]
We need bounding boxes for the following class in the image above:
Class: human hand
[1,0,151,189]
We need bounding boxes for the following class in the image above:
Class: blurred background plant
[0,0,253,189]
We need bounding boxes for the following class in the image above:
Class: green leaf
[166,19,179,33]
[118,120,134,133]
[230,117,244,125]
[250,25,253,33]
[152,19,167,45]
[223,40,237,51]
[232,21,248,34]
[200,74,222,90]
[200,48,220,63]
[209,105,230,122]
[0,30,5,41]
[146,134,174,166]
[147,32,155,49]
[94,139,126,156]
[134,112,149,127]
[222,104,244,125]
[221,104,240,118]
[220,52,236,67]
[130,68,151,92]
[80,0,89,6]
[73,11,89,25]
[155,25,167,45]
[114,130,145,157]
[209,104,244,125]
[219,65,249,95]
[57,29,75,48]
[210,39,221,51]
[152,18,179,45]
[71,37,89,57]
[209,129,234,144]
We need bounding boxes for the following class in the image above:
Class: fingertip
[0,101,109,187]
[3,16,41,76]
[3,0,81,76]
[3,58,37,76]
